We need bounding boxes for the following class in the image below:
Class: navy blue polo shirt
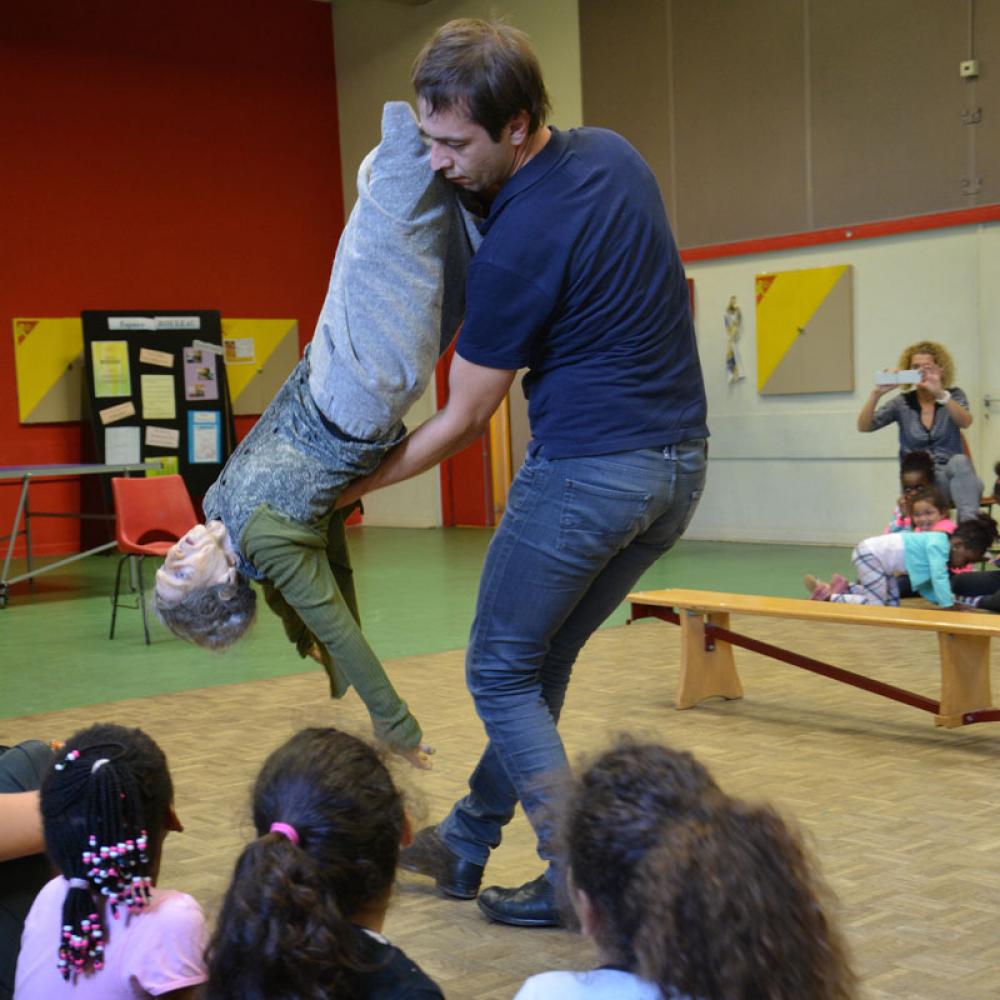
[455,126,708,458]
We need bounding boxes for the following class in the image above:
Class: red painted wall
[0,1,343,556]
[434,343,494,528]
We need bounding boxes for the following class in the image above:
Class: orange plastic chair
[110,475,198,644]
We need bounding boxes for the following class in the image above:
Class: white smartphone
[874,369,922,385]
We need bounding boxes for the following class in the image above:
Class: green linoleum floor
[0,528,853,720]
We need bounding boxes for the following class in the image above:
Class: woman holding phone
[858,340,983,521]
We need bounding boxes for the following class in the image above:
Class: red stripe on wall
[681,204,1000,262]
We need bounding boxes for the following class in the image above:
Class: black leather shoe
[398,825,484,899]
[477,874,562,927]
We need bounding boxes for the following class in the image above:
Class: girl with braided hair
[14,724,206,998]
[206,726,442,999]
[515,738,856,1000]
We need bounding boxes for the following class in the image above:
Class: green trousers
[260,506,361,688]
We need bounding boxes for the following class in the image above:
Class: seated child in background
[205,727,443,999]
[805,514,998,608]
[886,450,937,533]
[892,485,966,597]
[515,738,856,1000]
[908,485,957,534]
[14,724,207,999]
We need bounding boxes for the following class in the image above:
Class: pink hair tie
[269,822,300,845]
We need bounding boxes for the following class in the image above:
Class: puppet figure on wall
[724,295,745,384]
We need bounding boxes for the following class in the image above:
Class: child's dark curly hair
[953,514,999,558]
[564,738,857,1000]
[900,450,935,483]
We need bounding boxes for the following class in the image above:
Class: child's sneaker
[830,573,849,595]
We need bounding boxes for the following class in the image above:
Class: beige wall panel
[975,0,1000,204]
[579,0,673,220]
[810,0,968,226]
[580,0,995,247]
[759,273,854,395]
[671,0,808,246]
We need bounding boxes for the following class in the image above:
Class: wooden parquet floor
[4,615,1000,999]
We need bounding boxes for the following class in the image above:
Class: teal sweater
[901,531,953,607]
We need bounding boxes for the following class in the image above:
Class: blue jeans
[934,453,983,523]
[437,438,707,879]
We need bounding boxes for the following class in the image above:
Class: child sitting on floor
[886,450,937,533]
[14,724,207,999]
[891,485,967,598]
[514,738,856,1000]
[205,727,442,999]
[908,484,957,534]
[806,514,997,608]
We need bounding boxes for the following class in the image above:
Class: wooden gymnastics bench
[627,588,1000,728]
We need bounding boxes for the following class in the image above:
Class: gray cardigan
[308,101,480,441]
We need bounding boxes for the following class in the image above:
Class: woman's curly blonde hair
[898,340,955,388]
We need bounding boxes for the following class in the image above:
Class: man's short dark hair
[412,18,551,142]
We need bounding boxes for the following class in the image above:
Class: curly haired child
[515,738,856,1000]
[886,450,937,533]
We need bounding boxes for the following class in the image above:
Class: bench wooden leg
[936,632,994,727]
[676,610,744,710]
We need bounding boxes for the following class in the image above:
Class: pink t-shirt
[929,517,957,534]
[14,877,208,999]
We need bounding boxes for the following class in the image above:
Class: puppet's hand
[396,742,435,771]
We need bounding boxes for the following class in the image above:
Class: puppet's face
[155,521,236,604]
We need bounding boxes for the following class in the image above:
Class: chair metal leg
[110,553,129,639]
[137,555,150,645]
